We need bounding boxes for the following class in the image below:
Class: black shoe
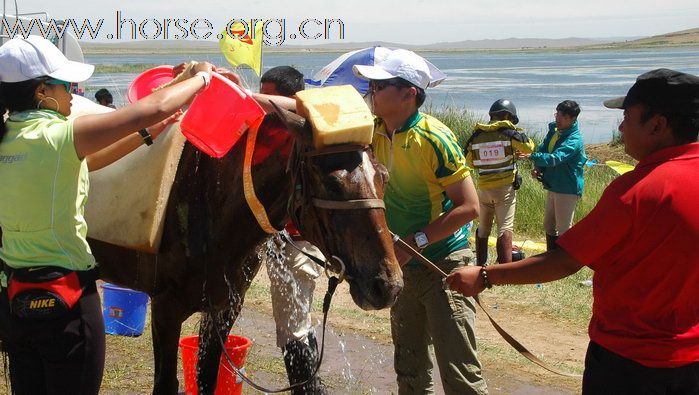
[282,333,327,395]
[546,234,559,251]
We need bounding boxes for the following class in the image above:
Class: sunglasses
[46,79,77,92]
[369,78,411,92]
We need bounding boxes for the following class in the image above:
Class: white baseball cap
[353,49,446,90]
[0,35,94,83]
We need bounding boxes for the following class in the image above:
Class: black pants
[0,281,105,395]
[583,341,699,395]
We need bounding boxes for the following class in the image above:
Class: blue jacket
[530,121,586,196]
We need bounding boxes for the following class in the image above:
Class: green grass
[429,107,620,240]
[488,267,594,327]
[512,161,618,239]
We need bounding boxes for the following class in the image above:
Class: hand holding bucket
[180,73,266,158]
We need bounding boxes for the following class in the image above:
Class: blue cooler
[100,283,149,336]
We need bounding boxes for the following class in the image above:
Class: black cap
[603,68,699,116]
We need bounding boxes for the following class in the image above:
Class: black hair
[415,87,426,108]
[556,100,581,118]
[640,105,699,143]
[260,66,305,97]
[392,78,426,108]
[0,78,45,142]
[95,88,113,104]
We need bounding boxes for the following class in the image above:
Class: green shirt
[0,109,95,271]
[371,112,472,265]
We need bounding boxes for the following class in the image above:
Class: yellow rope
[243,116,279,234]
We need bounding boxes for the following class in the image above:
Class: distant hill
[80,27,698,54]
[80,37,620,54]
[584,27,699,49]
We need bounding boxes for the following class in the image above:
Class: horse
[90,107,403,394]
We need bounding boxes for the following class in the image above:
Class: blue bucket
[100,283,149,337]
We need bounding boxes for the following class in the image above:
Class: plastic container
[128,65,175,103]
[100,283,149,336]
[180,72,265,158]
[179,335,252,395]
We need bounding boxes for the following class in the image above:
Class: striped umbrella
[305,46,395,94]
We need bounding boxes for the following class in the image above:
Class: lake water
[86,47,699,143]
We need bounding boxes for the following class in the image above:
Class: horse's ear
[268,100,313,145]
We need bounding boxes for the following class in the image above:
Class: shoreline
[82,42,699,56]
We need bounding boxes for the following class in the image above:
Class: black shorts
[583,341,699,395]
[0,280,106,395]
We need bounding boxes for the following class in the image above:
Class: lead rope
[392,233,582,378]
[211,254,343,393]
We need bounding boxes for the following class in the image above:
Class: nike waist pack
[6,266,92,320]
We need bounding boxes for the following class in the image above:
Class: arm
[422,176,479,243]
[445,249,584,296]
[395,176,479,265]
[211,66,298,113]
[512,136,535,154]
[252,93,297,113]
[529,129,582,168]
[72,62,213,159]
[86,110,182,171]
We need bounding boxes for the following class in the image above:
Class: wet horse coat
[92,111,402,394]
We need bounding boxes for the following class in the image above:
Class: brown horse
[90,108,403,394]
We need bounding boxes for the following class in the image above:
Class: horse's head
[274,105,403,310]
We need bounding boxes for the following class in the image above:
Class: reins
[217,119,386,392]
[210,235,345,393]
[393,236,582,378]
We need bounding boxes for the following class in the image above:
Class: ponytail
[0,78,46,143]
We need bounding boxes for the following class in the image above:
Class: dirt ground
[233,269,587,394]
[585,143,636,165]
[0,268,587,394]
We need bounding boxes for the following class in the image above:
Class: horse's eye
[324,175,344,195]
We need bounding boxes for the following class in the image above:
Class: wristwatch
[138,128,154,146]
[414,231,429,249]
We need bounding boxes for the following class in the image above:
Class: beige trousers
[266,240,322,347]
[544,191,580,236]
[391,249,488,395]
[477,183,516,237]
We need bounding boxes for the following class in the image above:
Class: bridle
[220,126,390,393]
[290,143,385,212]
[242,113,387,277]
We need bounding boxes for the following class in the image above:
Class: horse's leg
[196,305,237,395]
[151,290,191,395]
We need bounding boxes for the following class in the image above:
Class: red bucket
[180,72,265,158]
[179,335,252,395]
[127,65,175,103]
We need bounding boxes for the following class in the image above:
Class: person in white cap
[0,35,214,394]
[354,49,487,395]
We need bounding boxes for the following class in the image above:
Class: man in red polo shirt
[446,68,699,394]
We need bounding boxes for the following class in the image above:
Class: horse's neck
[172,122,295,246]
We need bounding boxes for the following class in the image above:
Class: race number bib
[478,141,507,164]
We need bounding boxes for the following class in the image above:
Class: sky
[5,0,699,45]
